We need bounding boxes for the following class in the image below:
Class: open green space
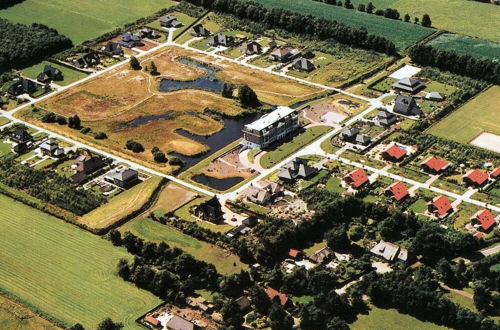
[325,176,345,194]
[0,140,11,157]
[429,34,500,61]
[389,165,429,183]
[20,62,88,86]
[0,117,10,126]
[427,86,500,144]
[250,0,434,49]
[350,305,450,330]
[260,126,331,169]
[0,0,177,44]
[174,197,233,233]
[0,193,161,329]
[120,217,246,275]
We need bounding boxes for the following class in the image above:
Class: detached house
[425,92,445,101]
[265,287,291,307]
[39,138,64,158]
[208,33,234,47]
[159,15,182,28]
[392,77,426,93]
[341,127,360,142]
[191,196,224,224]
[70,153,104,184]
[428,195,453,218]
[376,110,397,126]
[243,181,282,205]
[490,167,500,180]
[105,168,139,188]
[268,47,300,62]
[6,78,37,96]
[102,42,123,56]
[463,169,489,188]
[239,41,262,55]
[344,168,369,189]
[421,156,449,174]
[9,127,33,144]
[310,247,334,263]
[37,65,63,83]
[75,52,99,69]
[370,240,408,262]
[190,24,210,37]
[393,95,422,117]
[470,209,497,232]
[119,32,142,48]
[278,158,317,181]
[382,144,407,162]
[292,58,315,72]
[385,181,409,201]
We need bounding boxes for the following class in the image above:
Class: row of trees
[0,19,72,72]
[184,0,396,54]
[409,44,500,84]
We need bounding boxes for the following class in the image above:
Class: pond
[118,111,175,129]
[191,173,244,191]
[158,58,223,93]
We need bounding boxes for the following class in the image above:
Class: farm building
[376,110,397,126]
[385,181,409,201]
[104,168,139,188]
[382,144,407,162]
[463,169,489,187]
[470,209,496,232]
[39,138,64,158]
[421,156,449,174]
[392,77,426,93]
[344,168,368,189]
[239,41,262,55]
[428,195,453,218]
[191,196,225,224]
[6,78,38,96]
[393,95,422,117]
[268,47,300,62]
[102,42,123,56]
[37,65,63,83]
[292,58,315,72]
[159,15,182,28]
[370,240,408,262]
[190,24,210,37]
[278,158,317,181]
[242,106,299,149]
[208,33,235,47]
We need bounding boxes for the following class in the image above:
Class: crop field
[18,46,323,171]
[0,0,177,44]
[20,62,88,86]
[0,295,59,330]
[427,86,500,144]
[250,0,434,49]
[0,193,161,329]
[78,176,164,229]
[120,217,246,275]
[429,34,500,61]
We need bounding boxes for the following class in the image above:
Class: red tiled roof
[422,156,448,172]
[490,167,500,179]
[265,287,288,306]
[429,195,452,216]
[463,169,489,186]
[386,181,409,201]
[471,209,496,231]
[384,144,407,160]
[345,168,368,188]
[289,249,299,257]
[145,315,160,327]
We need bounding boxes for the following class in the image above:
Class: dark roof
[191,24,210,36]
[292,58,315,71]
[354,134,371,145]
[376,110,397,126]
[210,33,234,46]
[104,42,123,55]
[10,127,33,143]
[393,95,422,116]
[7,78,37,96]
[392,77,426,93]
[240,41,262,54]
[341,127,360,138]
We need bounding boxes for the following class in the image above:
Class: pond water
[191,173,244,191]
[118,111,175,129]
[158,58,223,93]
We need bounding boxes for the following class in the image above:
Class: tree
[421,14,432,27]
[357,4,365,12]
[473,282,491,312]
[221,300,244,328]
[221,83,234,98]
[151,147,167,163]
[404,14,410,22]
[149,61,158,75]
[366,2,375,14]
[326,317,349,330]
[344,0,354,9]
[97,318,123,330]
[68,115,81,129]
[248,285,272,314]
[129,56,141,70]
[67,324,85,330]
[325,226,350,251]
[94,132,107,139]
[269,304,293,330]
[108,229,122,246]
[414,17,419,24]
[238,85,260,108]
[125,139,144,153]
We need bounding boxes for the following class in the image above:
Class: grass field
[0,0,177,44]
[78,176,164,229]
[427,86,500,144]
[350,305,450,330]
[20,62,88,86]
[250,0,434,49]
[429,33,500,61]
[0,193,161,329]
[149,182,196,216]
[120,217,246,275]
[0,295,59,330]
[260,126,331,169]
[348,0,500,42]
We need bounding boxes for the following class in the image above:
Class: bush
[94,132,107,139]
[125,139,144,153]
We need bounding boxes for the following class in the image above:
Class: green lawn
[429,34,500,61]
[120,217,246,275]
[389,166,429,183]
[0,117,10,126]
[0,193,161,329]
[350,305,450,330]
[409,199,428,214]
[250,0,435,49]
[174,198,233,233]
[369,77,397,92]
[325,176,345,194]
[21,62,88,86]
[0,141,11,157]
[260,126,331,169]
[0,0,177,44]
[427,86,500,144]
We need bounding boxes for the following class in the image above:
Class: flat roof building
[242,106,299,149]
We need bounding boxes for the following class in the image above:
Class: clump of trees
[125,139,144,152]
[151,146,167,163]
[0,19,72,72]
[68,115,81,129]
[238,85,260,108]
[129,56,141,70]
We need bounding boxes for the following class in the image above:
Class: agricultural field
[0,193,161,329]
[17,46,323,172]
[0,0,177,44]
[20,62,88,86]
[429,34,500,61]
[0,295,59,330]
[120,217,246,275]
[427,86,500,144]
[149,182,197,216]
[250,0,435,49]
[78,176,164,230]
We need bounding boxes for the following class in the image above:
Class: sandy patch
[470,132,500,153]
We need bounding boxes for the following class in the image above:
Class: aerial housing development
[0,0,498,329]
